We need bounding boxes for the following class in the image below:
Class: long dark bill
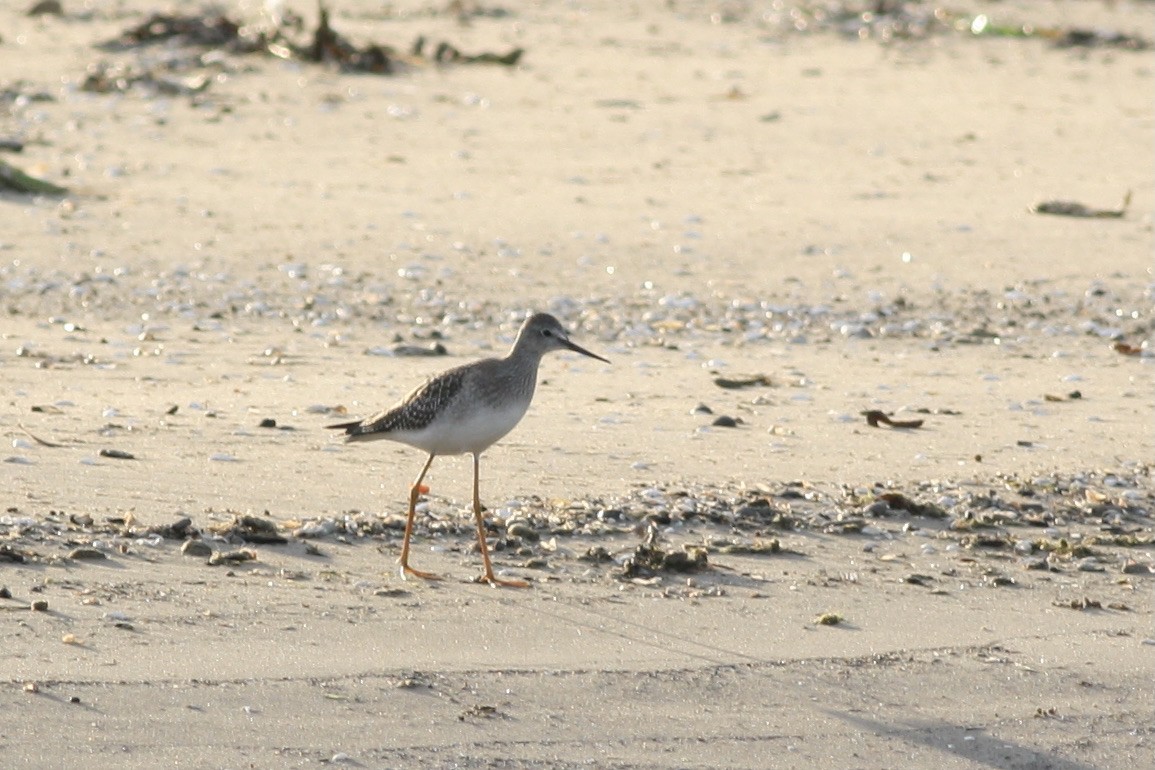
[561,338,610,364]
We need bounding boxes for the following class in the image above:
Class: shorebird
[329,313,609,587]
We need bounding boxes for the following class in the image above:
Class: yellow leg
[399,453,440,581]
[471,452,529,588]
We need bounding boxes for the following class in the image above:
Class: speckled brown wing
[328,366,469,440]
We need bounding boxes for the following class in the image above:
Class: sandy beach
[1,1,1153,767]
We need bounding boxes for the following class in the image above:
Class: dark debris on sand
[82,3,524,96]
[3,468,1151,598]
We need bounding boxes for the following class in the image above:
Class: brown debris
[26,0,63,16]
[17,424,64,448]
[620,543,708,578]
[0,545,29,564]
[1031,191,1131,219]
[211,514,288,544]
[306,4,395,73]
[713,374,773,390]
[0,158,68,196]
[876,492,948,518]
[99,448,136,460]
[1113,342,1143,357]
[862,410,924,429]
[208,548,257,566]
[1053,30,1149,51]
[99,12,242,50]
[87,4,525,93]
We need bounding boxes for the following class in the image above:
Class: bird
[328,313,609,587]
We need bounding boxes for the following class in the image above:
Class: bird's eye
[541,328,553,337]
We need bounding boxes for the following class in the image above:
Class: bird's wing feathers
[330,366,470,438]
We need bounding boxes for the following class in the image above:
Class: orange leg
[398,453,440,581]
[471,452,529,588]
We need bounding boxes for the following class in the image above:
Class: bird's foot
[400,564,442,582]
[474,572,530,588]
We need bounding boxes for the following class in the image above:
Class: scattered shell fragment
[815,612,843,626]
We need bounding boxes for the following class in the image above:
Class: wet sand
[1,1,1153,767]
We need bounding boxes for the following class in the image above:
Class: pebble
[506,521,539,542]
[67,547,107,561]
[99,448,135,460]
[181,540,213,558]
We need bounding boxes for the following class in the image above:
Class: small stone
[712,415,740,428]
[99,448,135,460]
[208,548,256,566]
[180,540,213,558]
[258,418,277,428]
[506,521,539,542]
[1077,557,1106,573]
[67,547,107,561]
[27,0,64,17]
[31,599,49,612]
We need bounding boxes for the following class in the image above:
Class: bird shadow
[824,709,1102,770]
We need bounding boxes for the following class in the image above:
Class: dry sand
[1,0,1153,768]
